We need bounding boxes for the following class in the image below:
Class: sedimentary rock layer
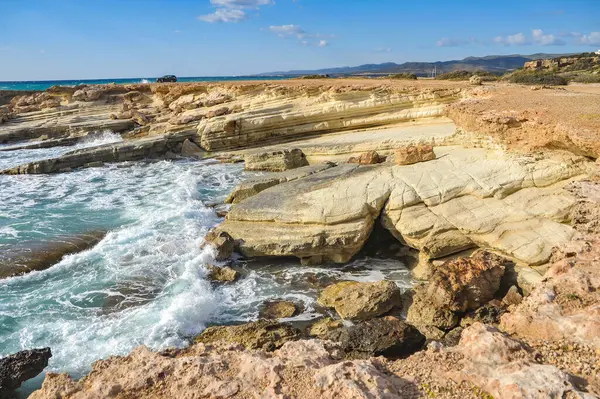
[217,147,592,266]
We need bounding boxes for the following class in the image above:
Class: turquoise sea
[0,76,289,91]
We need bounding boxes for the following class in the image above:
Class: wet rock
[206,264,239,283]
[202,230,234,261]
[0,231,107,279]
[244,149,309,172]
[394,144,435,165]
[180,138,204,159]
[259,300,301,319]
[311,316,425,358]
[0,348,52,395]
[194,320,301,351]
[318,280,401,320]
[347,151,384,165]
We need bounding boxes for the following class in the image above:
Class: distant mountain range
[258,53,575,77]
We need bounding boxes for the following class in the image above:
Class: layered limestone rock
[197,85,462,151]
[0,132,195,175]
[225,163,334,204]
[194,320,300,351]
[215,147,592,266]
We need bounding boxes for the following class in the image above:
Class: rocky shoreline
[1,79,600,398]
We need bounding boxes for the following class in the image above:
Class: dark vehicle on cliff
[156,75,177,83]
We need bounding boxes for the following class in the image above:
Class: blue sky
[1,0,599,80]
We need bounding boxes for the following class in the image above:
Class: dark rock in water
[0,230,106,280]
[309,316,425,359]
[0,347,52,396]
[195,320,300,351]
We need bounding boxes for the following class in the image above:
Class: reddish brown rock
[394,144,436,165]
[347,151,384,165]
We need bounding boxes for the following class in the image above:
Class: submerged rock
[318,280,401,320]
[0,231,106,280]
[244,149,309,172]
[194,320,301,351]
[0,348,51,396]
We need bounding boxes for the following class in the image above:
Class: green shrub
[566,73,600,83]
[299,74,330,79]
[388,73,417,80]
[504,70,568,86]
[435,70,473,80]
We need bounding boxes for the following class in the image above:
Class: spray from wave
[140,78,150,84]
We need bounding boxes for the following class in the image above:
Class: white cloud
[436,38,467,47]
[199,0,273,23]
[494,32,529,46]
[268,24,331,46]
[269,24,305,38]
[211,0,273,7]
[374,47,392,53]
[532,29,564,45]
[199,8,247,23]
[577,31,600,46]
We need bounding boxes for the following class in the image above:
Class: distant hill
[258,53,576,77]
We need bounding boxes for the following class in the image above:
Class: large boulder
[214,148,586,266]
[407,251,507,332]
[194,320,301,351]
[180,138,204,159]
[0,348,52,395]
[310,316,425,358]
[245,149,309,172]
[318,280,401,320]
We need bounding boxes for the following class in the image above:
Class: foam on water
[0,130,122,171]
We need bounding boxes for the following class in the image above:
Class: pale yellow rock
[216,146,592,266]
